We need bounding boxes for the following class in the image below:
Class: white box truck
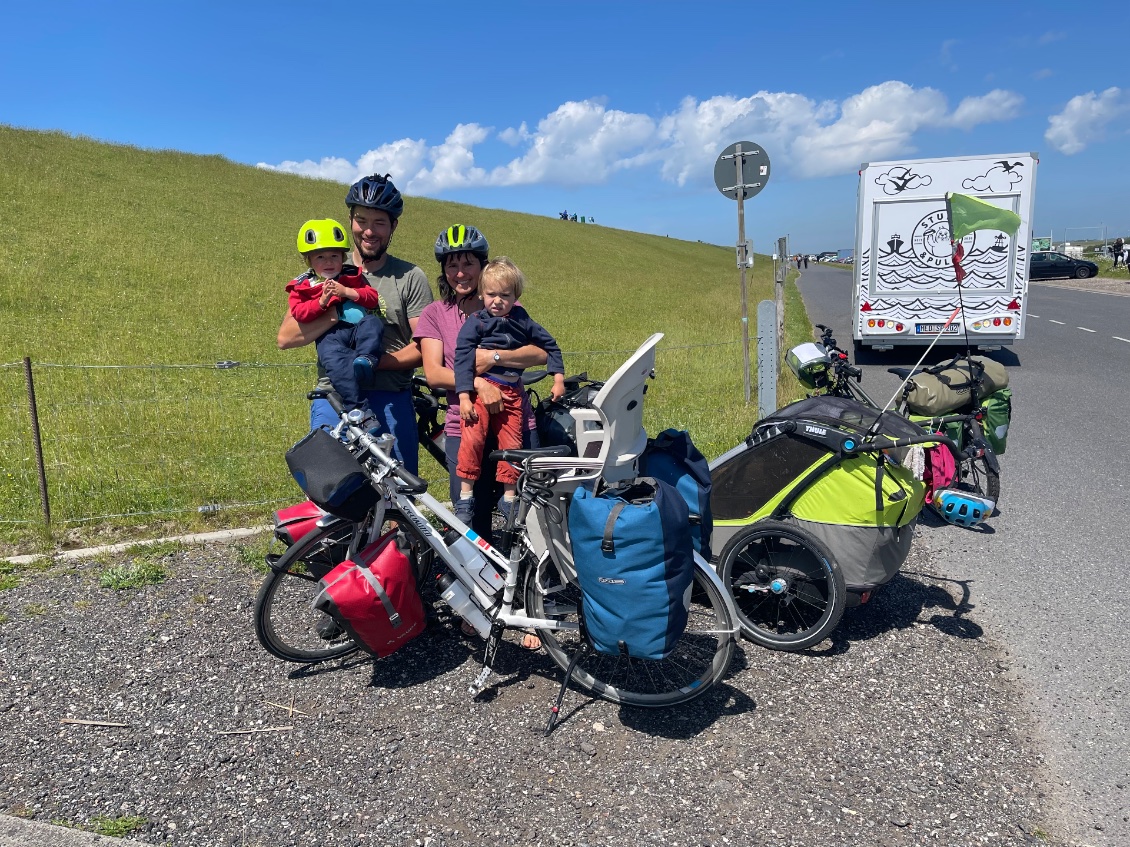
[851,152,1037,351]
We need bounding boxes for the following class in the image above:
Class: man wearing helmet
[278,173,433,472]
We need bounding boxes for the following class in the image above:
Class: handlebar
[309,389,430,494]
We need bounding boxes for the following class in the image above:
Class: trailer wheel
[717,520,846,651]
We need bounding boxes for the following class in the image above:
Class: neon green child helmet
[296,219,350,254]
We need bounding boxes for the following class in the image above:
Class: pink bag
[922,438,957,501]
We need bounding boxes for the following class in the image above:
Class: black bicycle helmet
[345,173,404,219]
[434,224,489,265]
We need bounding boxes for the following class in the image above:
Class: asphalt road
[796,262,1130,845]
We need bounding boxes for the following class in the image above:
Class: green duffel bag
[979,388,1012,455]
[903,356,1009,416]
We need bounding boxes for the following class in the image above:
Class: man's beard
[358,242,388,263]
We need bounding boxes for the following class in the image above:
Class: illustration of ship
[991,234,1007,252]
[886,234,904,255]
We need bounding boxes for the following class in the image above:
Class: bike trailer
[710,396,927,594]
[568,477,694,659]
[313,530,426,658]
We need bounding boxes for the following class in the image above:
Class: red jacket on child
[286,265,379,323]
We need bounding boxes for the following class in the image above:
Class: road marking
[1078,327,1096,333]
[1048,319,1065,325]
[1115,337,1130,344]
[1029,314,1040,318]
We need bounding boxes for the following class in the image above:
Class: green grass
[91,815,148,837]
[0,124,813,547]
[96,542,181,589]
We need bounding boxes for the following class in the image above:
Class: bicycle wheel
[525,558,735,707]
[957,456,1000,507]
[717,520,846,651]
[254,510,433,664]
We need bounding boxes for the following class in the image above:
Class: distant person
[570,213,578,222]
[1113,237,1125,269]
[277,173,432,473]
[803,255,809,268]
[452,257,565,524]
[795,254,802,269]
[590,216,596,224]
[560,209,569,220]
[285,219,384,417]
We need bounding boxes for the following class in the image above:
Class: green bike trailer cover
[710,396,927,592]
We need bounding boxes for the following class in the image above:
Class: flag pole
[945,192,975,360]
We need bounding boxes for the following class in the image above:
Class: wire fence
[1,342,746,547]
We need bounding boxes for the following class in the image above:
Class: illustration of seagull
[995,160,1023,173]
[890,172,914,191]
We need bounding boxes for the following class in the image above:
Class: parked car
[1029,251,1098,280]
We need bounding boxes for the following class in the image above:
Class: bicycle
[803,324,1001,508]
[255,334,738,730]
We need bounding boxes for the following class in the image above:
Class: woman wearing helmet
[413,224,547,540]
[278,174,433,472]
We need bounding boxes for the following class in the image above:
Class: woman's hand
[473,376,504,414]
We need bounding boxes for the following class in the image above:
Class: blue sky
[4,1,1127,253]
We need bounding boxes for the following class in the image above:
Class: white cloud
[950,89,1024,127]
[488,100,655,186]
[258,81,1025,193]
[1045,87,1128,154]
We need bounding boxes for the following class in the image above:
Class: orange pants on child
[456,382,524,484]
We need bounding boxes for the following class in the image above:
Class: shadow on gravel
[814,569,985,656]
[618,681,757,739]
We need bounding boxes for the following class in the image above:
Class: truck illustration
[851,152,1038,351]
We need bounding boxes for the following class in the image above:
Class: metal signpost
[714,141,771,404]
[756,300,778,419]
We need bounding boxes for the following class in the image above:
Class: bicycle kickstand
[468,621,506,697]
[545,644,588,736]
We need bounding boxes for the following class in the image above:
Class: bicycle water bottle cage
[933,488,995,528]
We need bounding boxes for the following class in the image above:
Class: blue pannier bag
[568,477,694,660]
[640,429,714,561]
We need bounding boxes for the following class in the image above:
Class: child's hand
[459,394,478,424]
[550,374,567,402]
[323,281,357,301]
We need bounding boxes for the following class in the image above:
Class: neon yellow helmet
[296,219,350,254]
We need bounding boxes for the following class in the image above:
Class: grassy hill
[0,125,806,548]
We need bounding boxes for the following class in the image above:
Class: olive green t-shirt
[314,254,434,394]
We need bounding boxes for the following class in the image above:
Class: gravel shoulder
[0,530,1078,847]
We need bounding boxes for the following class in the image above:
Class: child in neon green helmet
[286,219,385,415]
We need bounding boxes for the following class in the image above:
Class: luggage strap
[358,566,402,628]
[601,501,629,553]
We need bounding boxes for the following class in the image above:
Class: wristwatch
[493,352,501,363]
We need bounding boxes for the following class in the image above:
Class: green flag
[946,192,1022,241]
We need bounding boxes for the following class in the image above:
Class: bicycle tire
[958,456,1001,507]
[254,510,434,664]
[525,558,735,707]
[717,520,846,651]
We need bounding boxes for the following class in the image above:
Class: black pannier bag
[536,374,602,456]
[285,428,378,522]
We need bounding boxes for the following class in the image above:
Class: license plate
[915,323,960,334]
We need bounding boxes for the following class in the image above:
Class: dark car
[1029,251,1098,280]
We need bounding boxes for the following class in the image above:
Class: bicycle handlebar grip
[307,389,347,416]
[392,466,429,495]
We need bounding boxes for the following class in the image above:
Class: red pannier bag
[313,530,426,658]
[273,499,326,547]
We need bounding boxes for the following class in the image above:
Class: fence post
[22,357,51,530]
